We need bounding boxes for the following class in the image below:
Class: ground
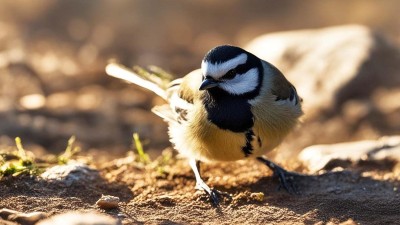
[1,150,399,224]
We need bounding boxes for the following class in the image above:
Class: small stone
[37,211,121,225]
[0,208,19,219]
[96,195,120,209]
[8,211,47,225]
[40,161,100,187]
[0,209,47,225]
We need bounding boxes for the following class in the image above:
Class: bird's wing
[268,64,300,106]
[154,69,203,123]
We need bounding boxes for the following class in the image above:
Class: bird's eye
[224,69,236,80]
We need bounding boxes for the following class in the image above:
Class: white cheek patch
[218,68,259,95]
[201,53,247,79]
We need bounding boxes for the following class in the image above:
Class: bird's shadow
[209,162,399,224]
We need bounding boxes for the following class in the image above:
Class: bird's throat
[202,90,254,133]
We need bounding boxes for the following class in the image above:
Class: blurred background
[0,0,399,159]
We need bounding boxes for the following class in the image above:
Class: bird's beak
[199,78,219,90]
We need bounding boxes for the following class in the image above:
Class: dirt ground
[1,150,399,224]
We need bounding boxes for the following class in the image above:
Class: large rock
[246,25,400,117]
[245,25,400,150]
[299,136,400,172]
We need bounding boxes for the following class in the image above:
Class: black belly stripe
[242,130,255,157]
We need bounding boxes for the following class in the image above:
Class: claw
[272,166,298,194]
[203,188,231,206]
[195,182,221,205]
[257,156,300,194]
[209,189,220,205]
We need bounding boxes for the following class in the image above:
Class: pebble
[96,195,120,209]
[0,208,47,225]
[40,161,99,187]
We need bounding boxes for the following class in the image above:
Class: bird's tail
[105,62,173,100]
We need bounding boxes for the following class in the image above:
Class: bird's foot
[190,159,231,206]
[271,164,298,194]
[195,182,231,206]
[257,157,300,194]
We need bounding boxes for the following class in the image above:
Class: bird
[106,45,303,205]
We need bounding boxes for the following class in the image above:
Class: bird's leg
[257,156,299,194]
[189,158,221,205]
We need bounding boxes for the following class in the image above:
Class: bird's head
[200,45,263,97]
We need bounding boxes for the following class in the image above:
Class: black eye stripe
[221,65,253,80]
[223,69,236,80]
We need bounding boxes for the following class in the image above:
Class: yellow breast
[168,101,247,162]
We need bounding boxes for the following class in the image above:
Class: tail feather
[105,63,168,100]
[151,105,176,123]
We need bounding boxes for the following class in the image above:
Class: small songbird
[106,45,303,204]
